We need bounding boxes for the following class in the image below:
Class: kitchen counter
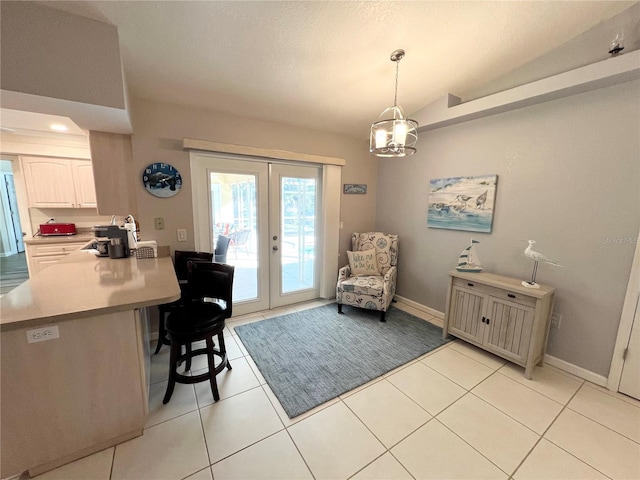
[0,250,180,478]
[1,249,180,330]
[23,232,96,245]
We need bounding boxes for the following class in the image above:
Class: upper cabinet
[72,161,98,207]
[89,131,138,216]
[21,156,97,209]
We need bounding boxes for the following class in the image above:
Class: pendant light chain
[393,60,399,108]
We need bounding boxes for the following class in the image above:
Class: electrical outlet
[154,218,165,230]
[551,312,562,329]
[177,229,187,242]
[339,221,344,230]
[26,326,59,343]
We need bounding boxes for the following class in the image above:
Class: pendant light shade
[370,49,418,157]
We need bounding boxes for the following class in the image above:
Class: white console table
[443,270,555,379]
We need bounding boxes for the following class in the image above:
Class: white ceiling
[3,1,636,140]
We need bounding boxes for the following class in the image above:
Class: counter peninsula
[0,249,180,478]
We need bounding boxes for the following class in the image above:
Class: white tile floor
[34,301,640,480]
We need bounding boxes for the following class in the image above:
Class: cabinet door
[21,157,75,208]
[72,161,97,208]
[448,286,486,344]
[483,298,534,364]
[30,255,65,275]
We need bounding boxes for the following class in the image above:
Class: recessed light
[50,124,68,132]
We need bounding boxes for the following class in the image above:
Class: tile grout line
[195,387,214,477]
[108,444,116,480]
[434,371,514,477]
[505,379,617,480]
[564,402,640,445]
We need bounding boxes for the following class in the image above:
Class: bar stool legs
[162,326,231,404]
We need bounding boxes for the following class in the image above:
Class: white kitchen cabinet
[25,240,88,276]
[21,156,97,208]
[444,270,555,379]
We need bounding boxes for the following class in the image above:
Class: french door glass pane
[209,172,258,302]
[280,176,316,294]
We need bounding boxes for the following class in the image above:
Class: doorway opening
[0,159,28,294]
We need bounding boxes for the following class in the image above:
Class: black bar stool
[163,261,235,404]
[155,250,213,354]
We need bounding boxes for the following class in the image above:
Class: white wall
[376,80,640,377]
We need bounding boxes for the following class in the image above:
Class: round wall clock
[142,163,182,198]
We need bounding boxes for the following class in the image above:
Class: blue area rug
[235,304,450,418]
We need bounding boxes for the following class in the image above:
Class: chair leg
[163,340,181,404]
[185,342,192,371]
[205,336,220,402]
[380,311,386,322]
[218,331,232,370]
[154,311,166,354]
[337,303,343,314]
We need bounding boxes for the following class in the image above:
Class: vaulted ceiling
[5,1,637,139]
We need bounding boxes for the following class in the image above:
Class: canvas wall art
[343,184,367,194]
[427,175,498,233]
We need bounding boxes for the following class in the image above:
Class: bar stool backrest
[174,250,213,281]
[186,261,235,319]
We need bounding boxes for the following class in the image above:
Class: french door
[191,155,321,315]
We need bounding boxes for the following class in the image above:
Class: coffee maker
[93,225,131,258]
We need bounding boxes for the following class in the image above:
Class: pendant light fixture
[370,49,418,157]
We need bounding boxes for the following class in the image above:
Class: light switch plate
[177,229,187,242]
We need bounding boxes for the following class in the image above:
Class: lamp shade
[369,105,418,157]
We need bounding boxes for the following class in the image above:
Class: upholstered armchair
[336,232,399,322]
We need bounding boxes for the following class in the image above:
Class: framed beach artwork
[427,174,498,233]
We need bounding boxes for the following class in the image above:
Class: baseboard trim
[395,295,444,320]
[543,354,607,386]
[394,296,609,386]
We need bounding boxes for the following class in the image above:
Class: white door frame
[190,150,341,311]
[607,231,640,392]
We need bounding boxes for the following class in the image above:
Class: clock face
[142,163,182,198]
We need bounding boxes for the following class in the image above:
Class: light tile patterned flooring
[34,301,640,480]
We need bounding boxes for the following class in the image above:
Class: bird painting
[476,190,488,209]
[456,195,472,207]
[522,240,562,288]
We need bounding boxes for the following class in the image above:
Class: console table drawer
[452,277,536,308]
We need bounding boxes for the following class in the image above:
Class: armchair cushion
[339,275,384,296]
[346,248,379,276]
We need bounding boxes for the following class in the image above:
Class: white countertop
[1,250,180,330]
[24,232,96,245]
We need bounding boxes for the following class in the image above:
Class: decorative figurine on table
[456,239,483,272]
[522,240,562,288]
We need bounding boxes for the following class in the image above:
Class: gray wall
[376,80,639,377]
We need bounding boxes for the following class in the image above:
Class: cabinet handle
[486,318,490,325]
[481,316,486,323]
[508,294,516,298]
[467,282,475,287]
